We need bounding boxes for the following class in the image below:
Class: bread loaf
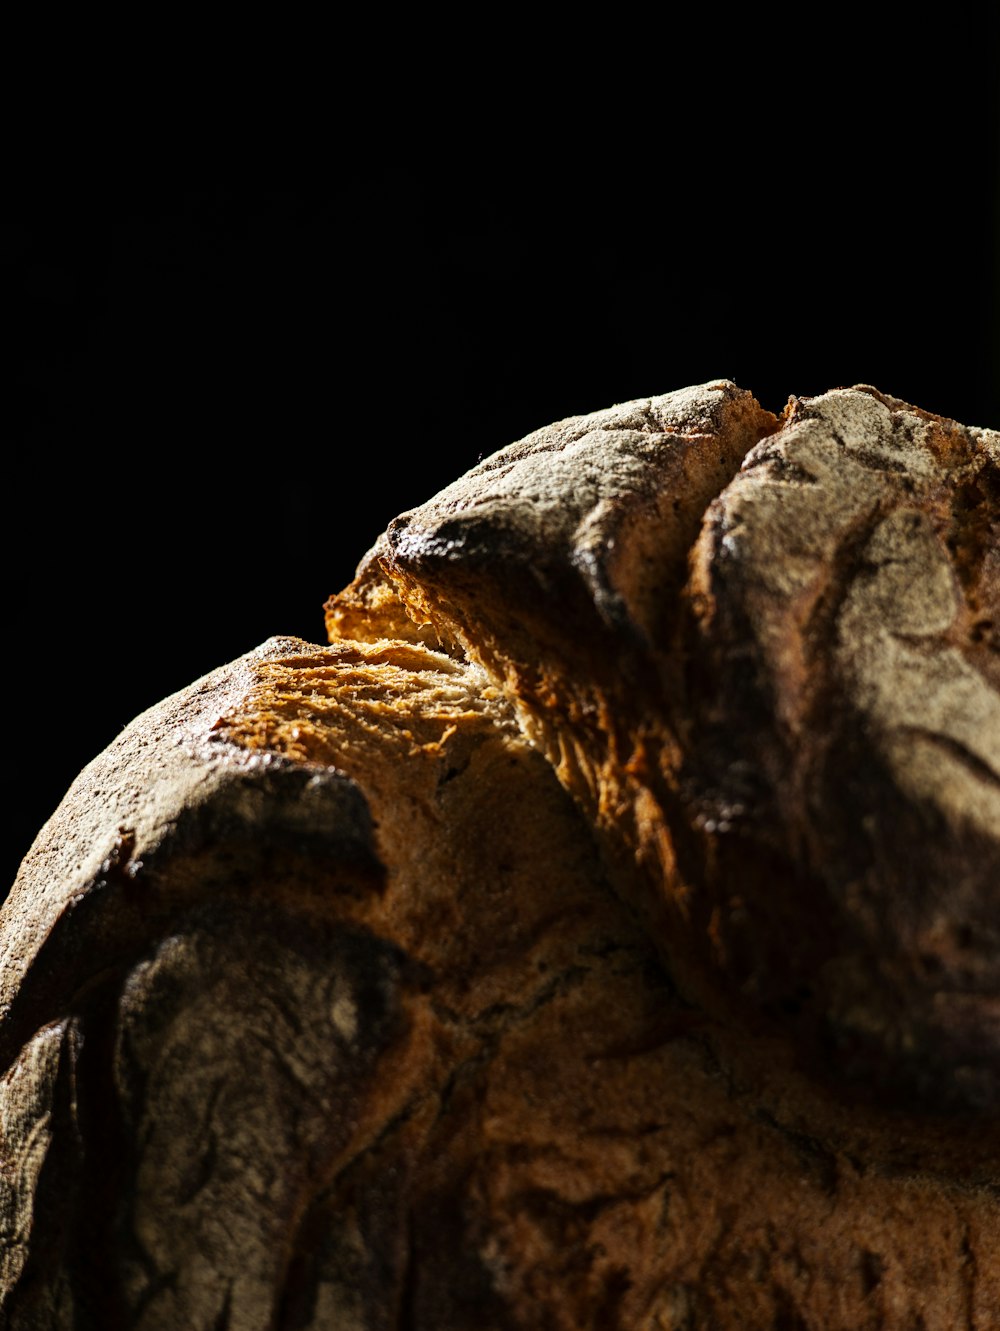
[2,381,998,1328]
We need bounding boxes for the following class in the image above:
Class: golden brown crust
[342,382,1000,1131]
[2,382,999,1328]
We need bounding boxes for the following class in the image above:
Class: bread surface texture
[2,381,998,1329]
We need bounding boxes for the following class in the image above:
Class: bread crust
[346,382,1000,1127]
[682,387,1000,1112]
[3,382,999,1328]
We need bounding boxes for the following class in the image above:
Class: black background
[6,20,999,889]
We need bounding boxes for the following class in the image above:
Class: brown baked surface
[2,381,998,1328]
[352,381,1000,1121]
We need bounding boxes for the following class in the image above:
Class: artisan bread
[2,381,998,1329]
[336,381,1000,1120]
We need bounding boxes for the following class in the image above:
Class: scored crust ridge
[332,380,1000,1118]
[1,380,998,1329]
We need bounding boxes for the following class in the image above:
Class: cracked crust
[2,382,999,1328]
[679,388,1000,1110]
[335,383,1000,1115]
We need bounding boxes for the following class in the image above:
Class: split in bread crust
[2,381,998,1329]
